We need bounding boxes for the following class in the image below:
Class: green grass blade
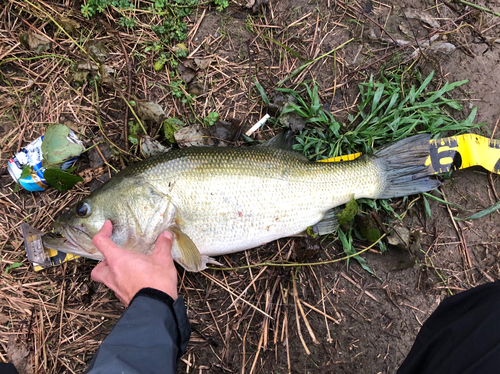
[454,200,500,221]
[422,80,468,106]
[371,84,385,113]
[414,71,434,97]
[338,229,375,275]
[421,192,473,212]
[423,194,432,219]
[253,77,269,104]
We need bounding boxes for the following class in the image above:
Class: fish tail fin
[374,134,441,199]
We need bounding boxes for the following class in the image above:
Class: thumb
[152,231,174,260]
[92,220,122,260]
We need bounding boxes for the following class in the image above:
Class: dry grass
[1,0,500,373]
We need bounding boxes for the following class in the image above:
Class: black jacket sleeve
[85,288,191,374]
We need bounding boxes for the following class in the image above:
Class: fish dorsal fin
[171,227,202,271]
[257,129,295,150]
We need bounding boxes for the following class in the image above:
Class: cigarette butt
[245,114,271,137]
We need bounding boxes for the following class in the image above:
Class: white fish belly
[169,173,367,257]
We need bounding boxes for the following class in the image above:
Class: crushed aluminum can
[7,131,83,191]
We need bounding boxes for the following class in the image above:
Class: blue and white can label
[8,132,83,191]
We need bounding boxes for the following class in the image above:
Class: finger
[91,260,111,284]
[92,220,121,260]
[152,231,174,260]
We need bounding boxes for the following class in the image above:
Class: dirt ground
[1,0,500,373]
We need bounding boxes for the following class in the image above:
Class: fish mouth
[42,224,104,260]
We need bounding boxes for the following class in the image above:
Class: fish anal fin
[315,208,339,235]
[171,227,203,272]
[295,209,340,238]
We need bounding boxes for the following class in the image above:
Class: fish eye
[76,202,90,217]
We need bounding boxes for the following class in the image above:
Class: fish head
[42,178,176,259]
[42,191,123,260]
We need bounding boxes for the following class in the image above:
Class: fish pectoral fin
[175,254,221,273]
[171,228,203,272]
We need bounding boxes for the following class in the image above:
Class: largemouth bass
[42,133,439,271]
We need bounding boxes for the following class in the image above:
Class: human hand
[90,220,178,306]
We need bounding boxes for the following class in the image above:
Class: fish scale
[42,134,439,271]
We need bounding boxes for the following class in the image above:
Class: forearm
[86,288,190,374]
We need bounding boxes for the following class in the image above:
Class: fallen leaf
[398,23,413,38]
[7,336,33,374]
[0,312,10,325]
[293,237,321,262]
[268,91,298,115]
[207,120,238,146]
[44,168,83,193]
[19,32,51,54]
[428,41,456,54]
[90,172,114,192]
[409,38,455,58]
[404,9,440,29]
[174,124,214,147]
[71,70,89,85]
[63,120,80,133]
[78,166,105,184]
[388,226,410,249]
[194,58,212,70]
[98,64,115,84]
[88,141,112,168]
[140,135,172,158]
[58,16,80,34]
[136,101,166,122]
[245,0,269,12]
[76,62,99,71]
[279,111,306,132]
[177,63,196,84]
[408,230,423,257]
[163,118,184,143]
[187,81,204,96]
[70,62,99,85]
[355,213,382,243]
[41,124,85,165]
[182,59,197,70]
[87,41,109,63]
